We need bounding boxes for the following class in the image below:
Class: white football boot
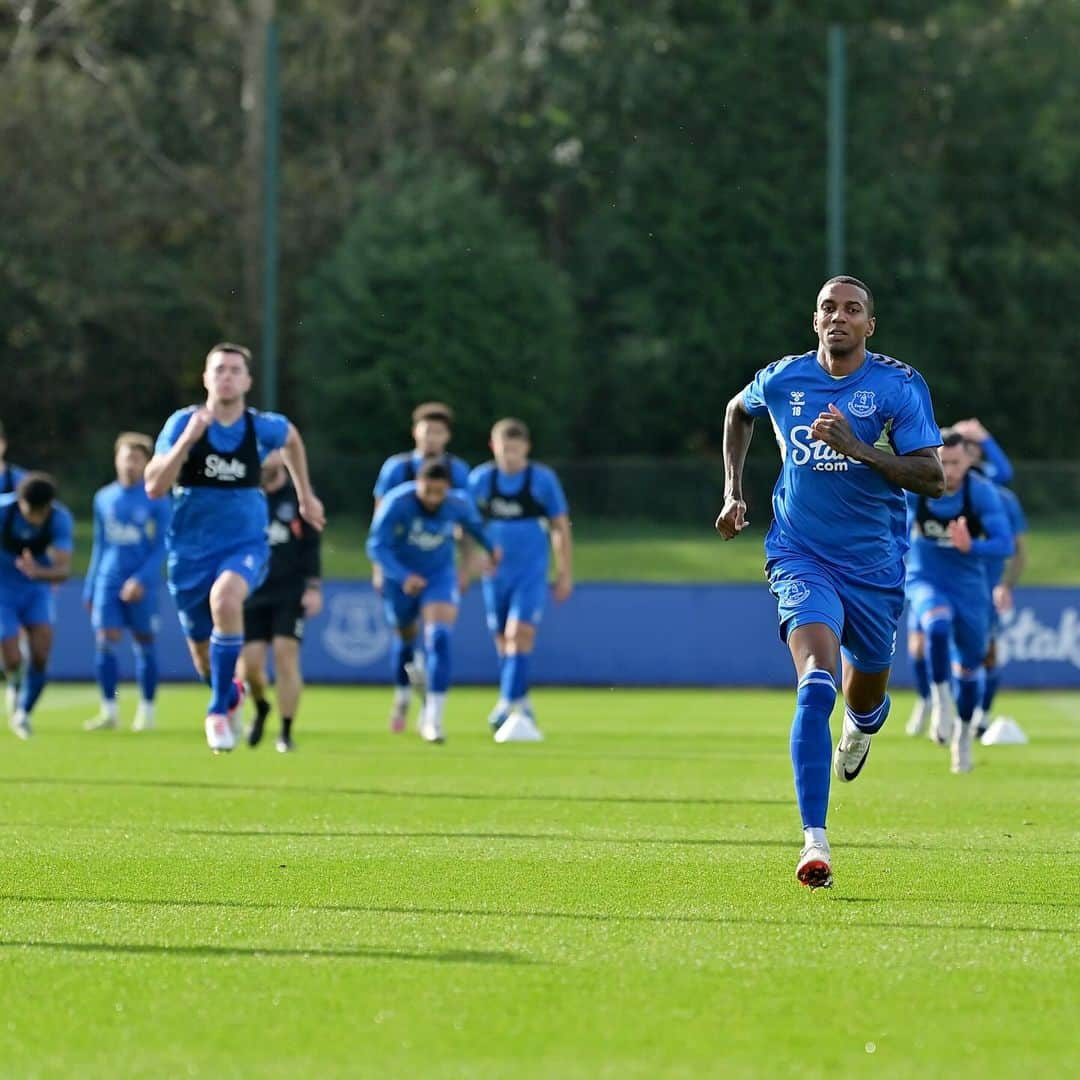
[929,695,956,746]
[796,842,833,890]
[905,698,929,737]
[418,704,445,745]
[9,708,31,740]
[205,713,235,753]
[833,714,872,782]
[132,701,155,732]
[84,703,118,731]
[951,722,974,774]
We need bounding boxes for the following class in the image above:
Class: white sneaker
[833,715,872,782]
[4,684,16,718]
[796,843,833,889]
[205,713,235,753]
[905,699,929,736]
[404,655,427,697]
[487,700,511,733]
[84,709,118,732]
[930,700,955,746]
[418,710,445,745]
[227,679,246,737]
[951,722,974,774]
[9,708,31,740]
[132,703,155,732]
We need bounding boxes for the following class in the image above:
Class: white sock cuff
[798,668,836,691]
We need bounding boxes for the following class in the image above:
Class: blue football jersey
[154,407,289,562]
[467,462,568,577]
[0,492,75,589]
[373,451,471,499]
[83,481,172,603]
[742,350,941,585]
[366,482,493,583]
[905,471,1014,598]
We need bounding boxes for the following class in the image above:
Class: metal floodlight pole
[261,16,280,412]
[827,24,847,277]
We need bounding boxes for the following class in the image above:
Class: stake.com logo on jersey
[786,425,862,472]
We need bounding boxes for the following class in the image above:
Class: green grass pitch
[2,684,1077,1077]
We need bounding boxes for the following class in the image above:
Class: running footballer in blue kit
[905,433,1028,741]
[716,276,944,890]
[82,433,172,733]
[952,417,1014,486]
[904,433,1013,772]
[974,482,1028,736]
[371,402,471,601]
[467,418,573,738]
[1,473,75,739]
[145,343,325,753]
[367,459,499,744]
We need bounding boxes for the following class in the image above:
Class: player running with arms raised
[716,277,944,889]
[145,343,325,753]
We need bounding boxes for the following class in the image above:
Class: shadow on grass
[5,822,1077,858]
[1,894,1075,935]
[0,775,787,807]
[0,938,530,965]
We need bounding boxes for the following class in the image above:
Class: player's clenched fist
[180,407,212,445]
[299,493,326,532]
[810,403,862,458]
[715,497,749,541]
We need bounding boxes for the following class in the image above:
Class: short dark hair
[0,419,6,439]
[820,276,875,315]
[491,417,530,442]
[115,431,154,458]
[206,342,252,369]
[17,471,57,508]
[417,459,451,483]
[940,431,966,449]
[412,402,454,428]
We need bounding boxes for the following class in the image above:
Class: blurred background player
[903,432,1013,772]
[973,476,1028,737]
[716,276,944,889]
[373,402,471,506]
[83,433,172,732]
[238,450,323,753]
[0,419,27,495]
[371,402,471,589]
[952,417,1013,486]
[907,430,1030,740]
[145,343,325,753]
[467,418,573,738]
[367,459,498,743]
[1,473,74,739]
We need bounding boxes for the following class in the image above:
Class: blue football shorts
[382,569,459,631]
[767,553,905,674]
[91,582,160,636]
[907,580,989,670]
[482,568,548,634]
[0,582,55,639]
[168,543,268,642]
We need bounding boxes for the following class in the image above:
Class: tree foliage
[1,0,1078,512]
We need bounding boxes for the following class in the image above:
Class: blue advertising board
[42,579,1080,688]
